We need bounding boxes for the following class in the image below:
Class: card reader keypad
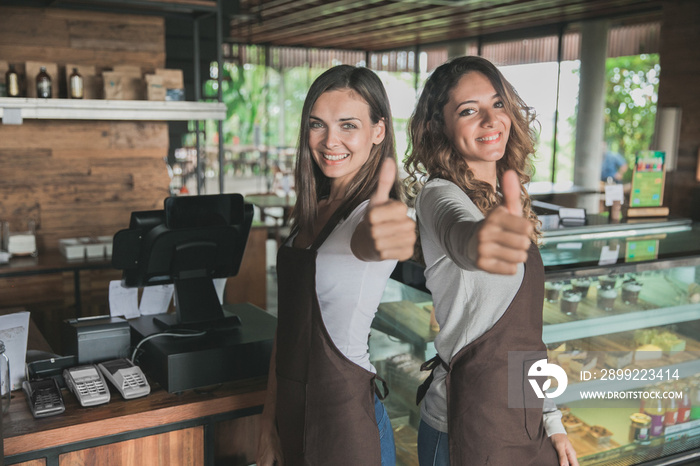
[77,378,108,397]
[123,371,147,390]
[36,389,62,408]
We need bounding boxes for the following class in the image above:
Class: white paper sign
[109,280,140,319]
[605,184,625,206]
[598,244,620,266]
[0,311,30,391]
[139,284,174,315]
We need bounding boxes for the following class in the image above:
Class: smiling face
[308,88,385,196]
[442,71,512,183]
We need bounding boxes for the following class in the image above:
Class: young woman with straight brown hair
[257,65,415,466]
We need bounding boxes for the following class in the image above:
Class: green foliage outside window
[563,54,659,184]
[603,54,660,182]
[197,52,659,187]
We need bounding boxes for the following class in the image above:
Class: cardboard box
[65,64,101,99]
[25,61,59,98]
[155,68,184,90]
[155,68,185,100]
[145,74,166,101]
[103,71,144,100]
[113,65,143,76]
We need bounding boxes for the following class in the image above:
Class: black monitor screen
[112,194,253,332]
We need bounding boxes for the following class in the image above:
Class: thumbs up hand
[368,155,396,209]
[472,170,533,275]
[351,157,416,262]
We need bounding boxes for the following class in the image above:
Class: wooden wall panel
[0,121,168,151]
[57,426,204,466]
[0,121,170,249]
[0,7,165,72]
[657,0,700,218]
[0,6,170,347]
[0,274,68,307]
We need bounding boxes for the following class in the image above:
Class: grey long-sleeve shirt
[415,178,565,435]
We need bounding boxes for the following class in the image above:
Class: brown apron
[418,243,559,465]
[275,213,384,466]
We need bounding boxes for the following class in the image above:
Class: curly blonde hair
[404,56,541,255]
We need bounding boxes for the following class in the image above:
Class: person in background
[256,65,415,466]
[601,141,629,184]
[404,56,578,466]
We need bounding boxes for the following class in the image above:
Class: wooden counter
[2,302,275,466]
[4,376,267,465]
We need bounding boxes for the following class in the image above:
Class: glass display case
[370,219,700,466]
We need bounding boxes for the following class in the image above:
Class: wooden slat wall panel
[0,274,68,307]
[0,123,170,249]
[0,45,164,70]
[0,8,165,69]
[0,121,168,151]
[0,6,169,347]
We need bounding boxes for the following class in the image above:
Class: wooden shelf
[0,97,226,122]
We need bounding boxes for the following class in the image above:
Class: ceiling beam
[229,0,662,51]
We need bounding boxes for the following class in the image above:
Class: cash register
[112,194,275,393]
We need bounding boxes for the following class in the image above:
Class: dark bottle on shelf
[36,66,52,98]
[69,67,84,99]
[6,64,21,97]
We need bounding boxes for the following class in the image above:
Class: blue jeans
[374,395,396,466]
[417,419,450,466]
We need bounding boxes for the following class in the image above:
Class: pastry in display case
[370,219,700,466]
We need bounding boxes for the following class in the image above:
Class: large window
[177,23,660,196]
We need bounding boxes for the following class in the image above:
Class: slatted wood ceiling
[230,0,663,51]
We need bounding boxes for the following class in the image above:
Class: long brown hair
[290,65,400,235]
[404,56,541,245]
